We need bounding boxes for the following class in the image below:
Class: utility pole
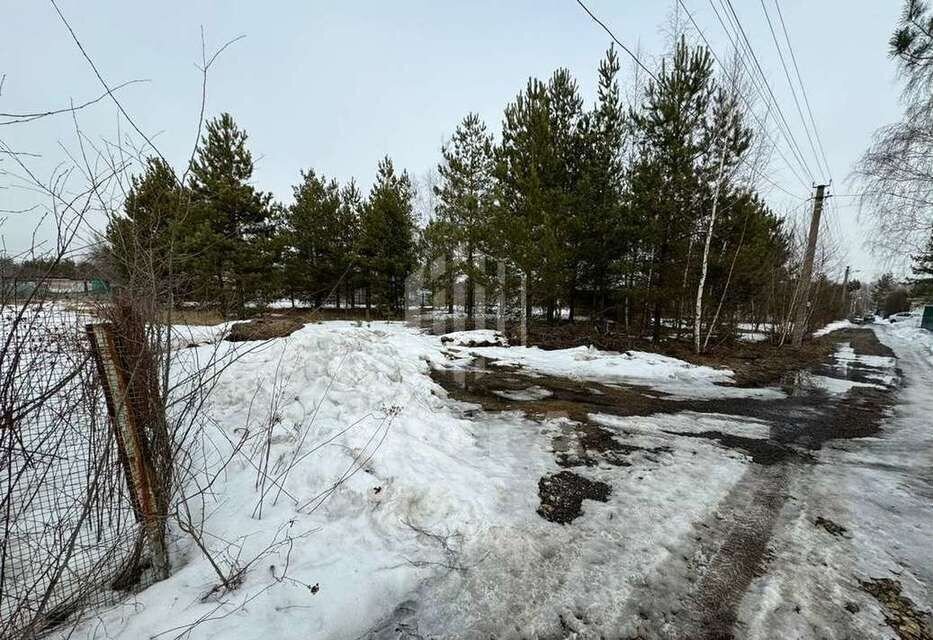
[792,184,827,347]
[841,265,850,318]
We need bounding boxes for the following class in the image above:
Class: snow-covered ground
[813,319,854,337]
[48,320,931,639]
[459,342,784,399]
[737,320,933,639]
[49,322,766,639]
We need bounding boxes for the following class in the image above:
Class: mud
[432,328,897,463]
[225,317,303,341]
[860,578,933,640]
[814,516,849,537]
[536,471,611,524]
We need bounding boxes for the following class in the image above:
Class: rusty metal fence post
[86,321,171,581]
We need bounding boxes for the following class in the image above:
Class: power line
[702,0,815,186]
[719,0,817,181]
[773,0,833,181]
[758,0,828,180]
[758,170,805,199]
[675,0,811,192]
[573,0,658,82]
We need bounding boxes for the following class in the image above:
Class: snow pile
[61,320,769,640]
[884,309,933,365]
[169,321,238,349]
[440,328,508,347]
[813,319,853,337]
[457,343,782,399]
[64,321,560,640]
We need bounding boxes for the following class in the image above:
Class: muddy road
[420,327,931,640]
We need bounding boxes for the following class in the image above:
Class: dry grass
[164,308,227,326]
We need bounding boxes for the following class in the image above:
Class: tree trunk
[694,144,728,353]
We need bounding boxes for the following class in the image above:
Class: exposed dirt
[860,578,933,640]
[439,331,507,347]
[553,421,672,468]
[225,317,304,342]
[814,515,849,537]
[536,470,611,524]
[507,320,838,387]
[432,328,897,465]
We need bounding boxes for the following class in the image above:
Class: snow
[49,320,931,639]
[454,341,783,399]
[813,319,853,337]
[58,321,768,640]
[797,373,885,394]
[492,385,553,401]
[885,309,933,365]
[169,321,238,349]
[736,323,933,639]
[439,328,508,347]
[592,411,775,442]
[54,321,551,639]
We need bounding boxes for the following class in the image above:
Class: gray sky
[0,1,905,280]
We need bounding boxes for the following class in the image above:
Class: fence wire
[1,301,142,639]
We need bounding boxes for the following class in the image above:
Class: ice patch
[492,386,553,401]
[592,411,775,442]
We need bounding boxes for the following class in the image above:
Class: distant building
[1,277,110,298]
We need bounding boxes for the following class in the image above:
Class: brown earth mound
[226,317,304,342]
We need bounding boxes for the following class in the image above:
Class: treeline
[0,256,99,281]
[106,38,844,343]
[107,112,417,317]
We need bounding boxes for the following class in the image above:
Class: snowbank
[884,310,933,365]
[813,319,853,337]
[62,322,559,639]
[456,343,782,399]
[61,320,766,639]
[439,328,508,347]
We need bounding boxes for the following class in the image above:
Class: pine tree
[872,272,898,312]
[433,113,495,317]
[107,157,185,296]
[336,180,363,308]
[285,170,342,304]
[359,157,417,313]
[629,37,715,339]
[576,46,628,319]
[493,70,586,321]
[493,77,553,318]
[187,113,274,317]
[547,68,587,320]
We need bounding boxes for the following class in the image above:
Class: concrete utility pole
[792,184,827,347]
[841,265,850,317]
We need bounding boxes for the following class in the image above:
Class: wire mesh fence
[0,300,143,639]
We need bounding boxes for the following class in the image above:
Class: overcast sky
[0,1,906,279]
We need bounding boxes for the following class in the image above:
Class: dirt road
[404,326,932,639]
